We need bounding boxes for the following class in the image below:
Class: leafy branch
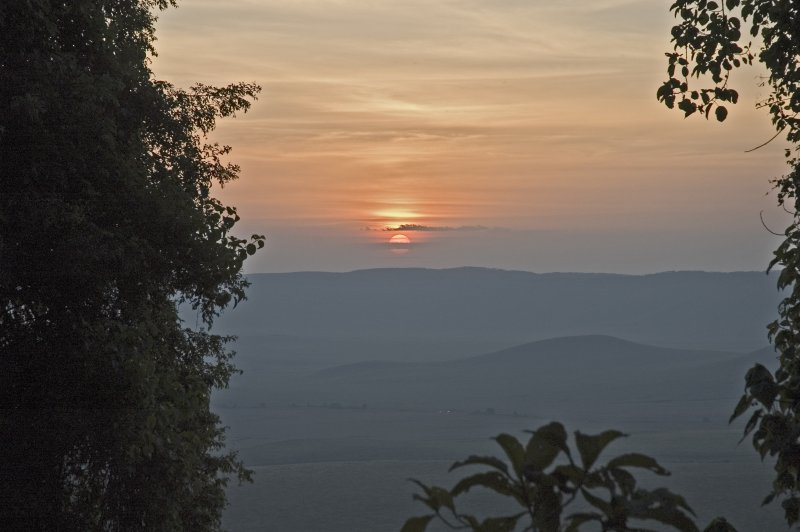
[402,422,733,532]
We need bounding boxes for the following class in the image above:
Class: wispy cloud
[379,224,500,232]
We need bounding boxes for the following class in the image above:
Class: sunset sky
[153,0,789,273]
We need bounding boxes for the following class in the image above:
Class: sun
[388,234,412,255]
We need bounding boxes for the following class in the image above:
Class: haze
[151,2,793,530]
[154,0,788,274]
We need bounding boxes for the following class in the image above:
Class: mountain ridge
[213,268,780,353]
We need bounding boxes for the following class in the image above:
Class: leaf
[782,497,800,525]
[607,453,670,476]
[703,516,738,532]
[525,422,568,471]
[729,395,751,423]
[744,364,777,407]
[745,364,774,387]
[715,105,728,122]
[564,512,603,532]
[635,505,699,532]
[428,486,454,511]
[623,488,698,531]
[575,430,626,470]
[475,513,526,532]
[609,467,637,495]
[400,515,435,532]
[762,491,776,506]
[494,433,526,476]
[551,464,584,488]
[581,488,612,515]
[450,472,520,503]
[678,98,697,117]
[450,455,510,477]
[408,479,454,512]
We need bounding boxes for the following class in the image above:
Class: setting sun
[388,233,412,255]
[389,234,411,245]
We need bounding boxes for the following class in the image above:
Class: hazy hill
[213,268,780,354]
[219,335,777,425]
[210,269,785,532]
[304,335,766,407]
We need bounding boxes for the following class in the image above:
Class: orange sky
[153,0,789,273]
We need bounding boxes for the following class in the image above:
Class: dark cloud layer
[381,224,493,232]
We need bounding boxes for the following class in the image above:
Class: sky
[152,0,790,273]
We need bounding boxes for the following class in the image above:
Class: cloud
[381,224,496,232]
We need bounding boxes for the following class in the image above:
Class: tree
[0,1,263,529]
[657,1,800,526]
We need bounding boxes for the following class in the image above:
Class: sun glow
[388,233,412,255]
[374,209,422,220]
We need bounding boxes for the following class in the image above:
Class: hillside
[212,268,780,354]
[219,334,776,424]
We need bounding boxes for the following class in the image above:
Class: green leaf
[581,488,612,515]
[609,467,637,495]
[616,487,698,531]
[450,472,521,503]
[745,364,773,387]
[607,453,670,476]
[782,497,800,525]
[400,515,435,532]
[564,512,602,532]
[525,422,567,471]
[429,486,454,511]
[762,491,776,506]
[475,513,526,532]
[552,464,584,487]
[729,394,751,423]
[744,365,777,407]
[575,430,626,470]
[635,505,699,532]
[450,455,510,477]
[494,433,526,476]
[703,516,738,532]
[408,480,453,511]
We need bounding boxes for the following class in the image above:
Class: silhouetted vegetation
[659,0,800,525]
[404,423,734,532]
[0,1,261,529]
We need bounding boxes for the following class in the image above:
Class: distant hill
[301,335,754,407]
[219,334,778,426]
[213,268,781,353]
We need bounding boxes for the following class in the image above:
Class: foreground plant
[403,422,734,532]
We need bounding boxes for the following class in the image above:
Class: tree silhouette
[0,1,262,529]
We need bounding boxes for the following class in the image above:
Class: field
[208,270,785,531]
[220,407,782,531]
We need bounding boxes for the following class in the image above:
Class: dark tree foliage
[403,423,734,532]
[657,0,800,526]
[0,1,263,530]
